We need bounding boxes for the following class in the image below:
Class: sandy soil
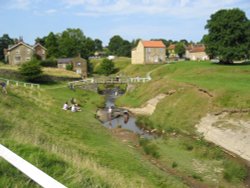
[196,113,250,162]
[125,93,167,115]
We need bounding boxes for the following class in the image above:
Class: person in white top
[62,102,69,110]
[71,104,77,112]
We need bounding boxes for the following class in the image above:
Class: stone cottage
[57,56,87,78]
[185,44,209,61]
[4,41,46,65]
[131,40,166,64]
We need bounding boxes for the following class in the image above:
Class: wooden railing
[0,77,40,89]
[68,76,151,87]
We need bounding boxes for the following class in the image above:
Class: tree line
[1,8,250,64]
[0,29,193,61]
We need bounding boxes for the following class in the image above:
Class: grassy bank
[0,71,187,187]
[116,61,250,187]
[90,57,130,74]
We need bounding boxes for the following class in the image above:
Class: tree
[45,32,60,58]
[19,59,43,82]
[204,8,250,63]
[0,34,14,61]
[97,58,115,76]
[94,39,103,51]
[108,35,131,57]
[58,28,86,57]
[175,43,186,58]
[108,35,124,54]
[35,37,46,46]
[81,37,95,59]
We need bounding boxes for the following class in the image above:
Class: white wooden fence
[68,76,151,87]
[0,77,40,89]
[0,144,66,188]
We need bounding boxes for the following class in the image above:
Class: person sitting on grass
[71,104,81,112]
[62,102,70,110]
[0,81,7,94]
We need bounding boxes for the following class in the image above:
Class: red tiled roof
[187,44,206,53]
[142,40,165,48]
[168,44,175,50]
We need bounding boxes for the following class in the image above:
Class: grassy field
[1,60,249,187]
[90,57,131,74]
[0,66,188,187]
[116,60,250,187]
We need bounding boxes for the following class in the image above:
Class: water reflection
[101,88,154,139]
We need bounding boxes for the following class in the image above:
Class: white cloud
[63,0,248,18]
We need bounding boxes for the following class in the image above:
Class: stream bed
[97,88,154,139]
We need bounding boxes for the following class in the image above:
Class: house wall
[34,46,46,60]
[8,45,33,65]
[72,57,87,77]
[186,51,209,61]
[145,47,166,64]
[58,64,67,69]
[131,41,145,64]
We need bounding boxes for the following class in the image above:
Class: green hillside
[116,61,250,187]
[0,70,187,187]
[1,60,249,187]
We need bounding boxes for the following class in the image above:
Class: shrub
[139,138,160,158]
[19,59,43,82]
[40,59,57,67]
[192,174,203,181]
[223,160,247,183]
[172,161,178,168]
[96,58,115,76]
[66,64,73,71]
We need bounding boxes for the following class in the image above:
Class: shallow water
[102,88,154,139]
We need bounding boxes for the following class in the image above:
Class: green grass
[0,76,187,187]
[90,57,131,74]
[116,60,249,187]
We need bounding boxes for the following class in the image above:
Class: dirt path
[125,93,167,115]
[124,90,176,116]
[196,113,250,162]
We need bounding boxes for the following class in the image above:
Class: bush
[172,161,178,168]
[40,59,57,67]
[19,59,43,82]
[139,138,160,158]
[192,174,203,181]
[96,58,115,76]
[223,160,247,183]
[66,64,73,71]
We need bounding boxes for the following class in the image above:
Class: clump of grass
[172,162,178,168]
[139,138,160,158]
[192,174,203,181]
[223,160,247,183]
[136,116,154,130]
[184,143,194,151]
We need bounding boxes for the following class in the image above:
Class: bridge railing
[68,76,151,87]
[0,77,40,89]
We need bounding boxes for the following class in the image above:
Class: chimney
[19,36,23,42]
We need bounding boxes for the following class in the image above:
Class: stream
[97,88,154,139]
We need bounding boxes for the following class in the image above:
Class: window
[147,48,151,53]
[26,57,31,61]
[77,62,81,66]
[15,56,21,62]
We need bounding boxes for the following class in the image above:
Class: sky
[0,0,249,46]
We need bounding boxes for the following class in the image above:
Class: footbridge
[68,76,151,88]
